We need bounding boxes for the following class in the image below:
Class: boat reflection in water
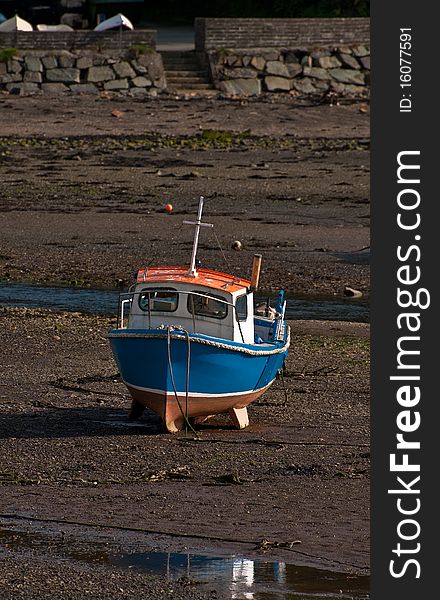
[0,526,368,598]
[231,558,254,600]
[111,551,369,599]
[231,558,256,599]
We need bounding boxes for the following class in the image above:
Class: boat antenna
[183,196,213,277]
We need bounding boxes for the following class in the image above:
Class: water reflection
[0,528,369,599]
[112,551,369,599]
[231,558,254,598]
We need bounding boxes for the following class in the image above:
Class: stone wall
[209,45,370,97]
[0,50,165,96]
[195,18,370,51]
[0,30,156,51]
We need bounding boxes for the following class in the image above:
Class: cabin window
[138,288,178,312]
[235,294,248,321]
[187,291,228,320]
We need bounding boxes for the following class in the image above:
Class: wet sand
[0,94,369,598]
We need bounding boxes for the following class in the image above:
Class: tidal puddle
[0,282,369,322]
[0,527,369,599]
[111,552,369,599]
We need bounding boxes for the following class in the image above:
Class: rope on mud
[0,513,369,572]
[108,327,291,357]
[177,437,369,449]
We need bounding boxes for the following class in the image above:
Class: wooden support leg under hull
[228,407,249,429]
[164,416,185,433]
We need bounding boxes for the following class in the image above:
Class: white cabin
[125,266,256,344]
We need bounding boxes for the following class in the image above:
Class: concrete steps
[161,51,214,91]
[166,77,211,85]
[166,70,208,78]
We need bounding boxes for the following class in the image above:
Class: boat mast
[183,196,213,277]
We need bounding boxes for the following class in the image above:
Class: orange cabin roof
[136,266,251,294]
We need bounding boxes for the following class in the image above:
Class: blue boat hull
[108,328,288,432]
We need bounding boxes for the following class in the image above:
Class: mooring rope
[166,326,198,436]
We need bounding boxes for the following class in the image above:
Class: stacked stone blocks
[0,50,166,95]
[211,45,370,96]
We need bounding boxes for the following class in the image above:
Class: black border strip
[371,2,437,597]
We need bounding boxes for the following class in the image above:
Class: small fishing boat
[94,13,134,32]
[108,197,289,432]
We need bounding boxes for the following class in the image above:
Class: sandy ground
[0,93,369,139]
[0,93,370,598]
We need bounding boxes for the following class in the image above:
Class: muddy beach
[0,94,369,296]
[0,94,370,598]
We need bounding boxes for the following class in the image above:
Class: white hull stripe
[124,381,272,398]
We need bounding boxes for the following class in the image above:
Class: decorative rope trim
[108,327,290,357]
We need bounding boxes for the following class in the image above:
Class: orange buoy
[164,203,173,213]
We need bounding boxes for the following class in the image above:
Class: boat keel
[125,384,269,433]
